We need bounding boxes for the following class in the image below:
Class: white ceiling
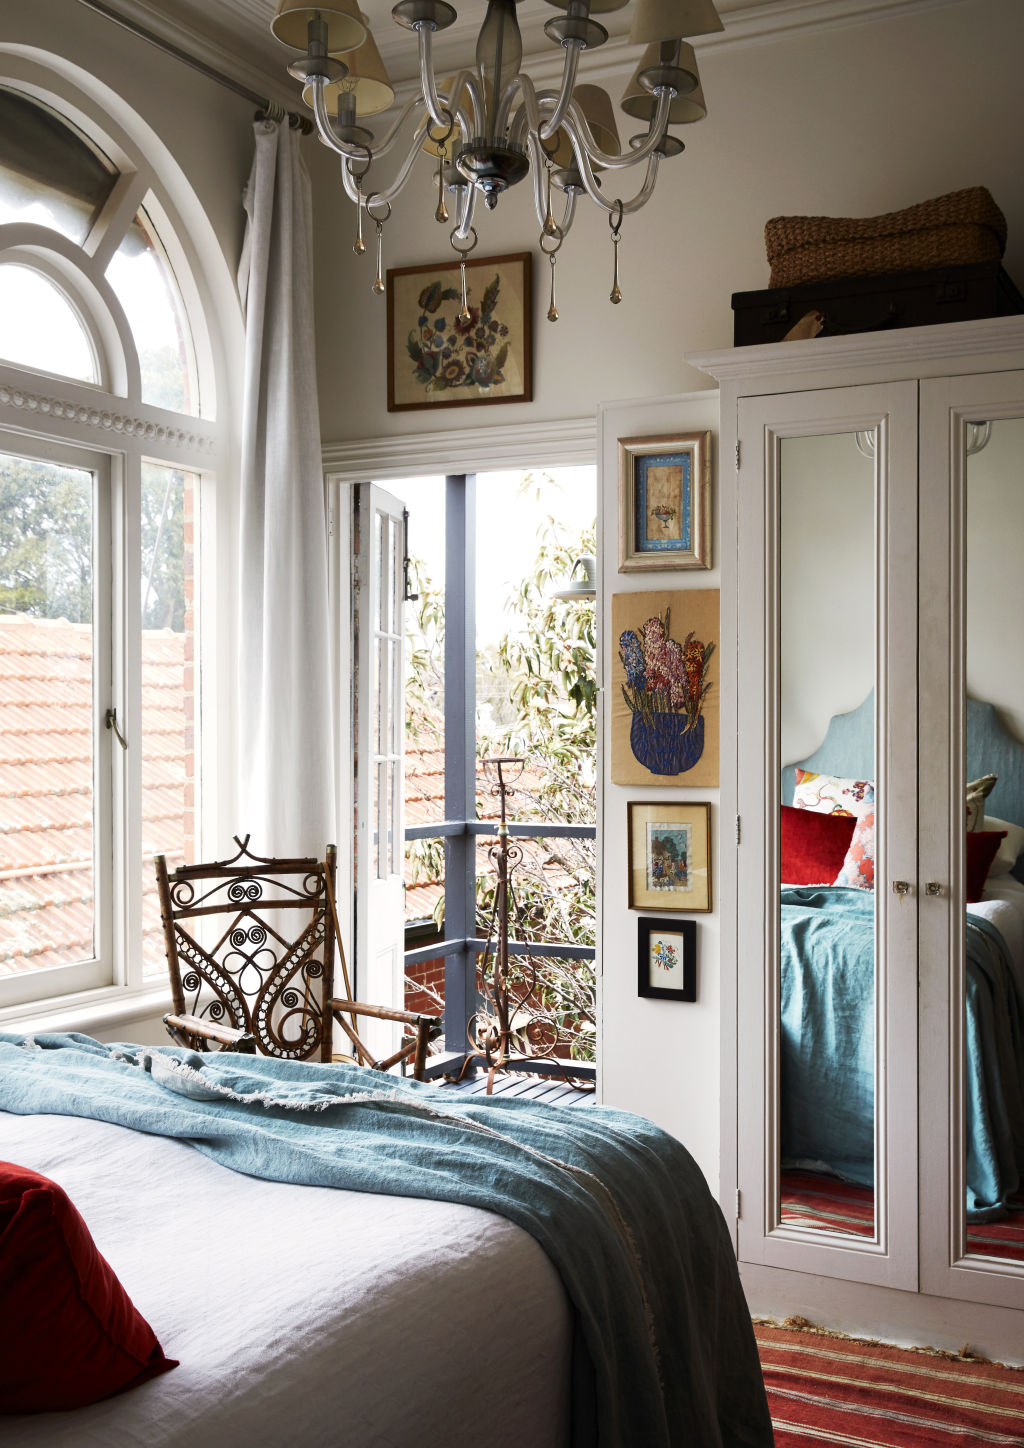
[89,0,963,112]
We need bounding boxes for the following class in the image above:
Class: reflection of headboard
[781,692,1024,829]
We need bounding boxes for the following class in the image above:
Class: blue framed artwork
[618,431,711,571]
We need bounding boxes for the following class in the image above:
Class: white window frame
[0,58,231,1031]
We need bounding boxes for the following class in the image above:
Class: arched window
[0,73,226,1016]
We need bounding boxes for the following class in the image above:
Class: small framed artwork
[627,801,712,913]
[637,917,696,1001]
[618,431,711,571]
[386,252,532,412]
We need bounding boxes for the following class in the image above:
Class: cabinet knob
[892,879,912,898]
[926,881,943,896]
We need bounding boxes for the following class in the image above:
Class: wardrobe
[691,315,1024,1359]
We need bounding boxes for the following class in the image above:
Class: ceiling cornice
[78,0,970,121]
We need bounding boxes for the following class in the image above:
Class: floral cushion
[834,808,876,890]
[793,769,873,818]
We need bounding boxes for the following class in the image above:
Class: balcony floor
[437,1068,596,1108]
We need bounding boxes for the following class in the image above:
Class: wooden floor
[437,1069,596,1108]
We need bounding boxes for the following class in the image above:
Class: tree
[405,472,597,1061]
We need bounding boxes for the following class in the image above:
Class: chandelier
[270,0,723,317]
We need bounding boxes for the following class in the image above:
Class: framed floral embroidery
[612,590,719,786]
[386,252,532,411]
[637,916,697,1000]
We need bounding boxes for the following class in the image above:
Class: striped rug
[780,1170,1024,1260]
[755,1320,1024,1447]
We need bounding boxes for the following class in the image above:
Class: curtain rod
[75,0,313,132]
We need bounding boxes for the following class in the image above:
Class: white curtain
[237,117,335,858]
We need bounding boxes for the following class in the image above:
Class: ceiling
[90,0,800,107]
[87,0,958,112]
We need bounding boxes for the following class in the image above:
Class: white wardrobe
[692,316,1024,1361]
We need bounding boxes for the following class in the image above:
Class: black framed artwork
[636,916,697,1001]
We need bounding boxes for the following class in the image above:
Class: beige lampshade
[620,41,706,124]
[629,0,723,45]
[544,0,628,13]
[271,1,366,54]
[302,19,394,115]
[548,84,620,166]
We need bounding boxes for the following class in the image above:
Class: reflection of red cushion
[781,805,857,885]
[966,830,1007,903]
[0,1161,177,1412]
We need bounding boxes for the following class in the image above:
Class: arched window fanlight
[0,262,98,382]
[0,85,116,244]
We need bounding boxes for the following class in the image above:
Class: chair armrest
[328,998,441,1031]
[164,1013,257,1053]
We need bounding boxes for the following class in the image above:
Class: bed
[779,692,1024,1222]
[0,1033,773,1447]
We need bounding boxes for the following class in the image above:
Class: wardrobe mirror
[778,431,878,1240]
[963,413,1024,1264]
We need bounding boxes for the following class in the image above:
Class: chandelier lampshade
[271,1,366,53]
[274,0,723,314]
[621,41,705,124]
[301,19,395,117]
[628,0,724,44]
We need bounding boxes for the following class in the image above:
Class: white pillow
[981,814,1024,876]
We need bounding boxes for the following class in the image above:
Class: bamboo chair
[155,837,441,1079]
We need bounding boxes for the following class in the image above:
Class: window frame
[0,63,227,1029]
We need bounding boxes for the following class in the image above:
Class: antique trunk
[731,260,1024,347]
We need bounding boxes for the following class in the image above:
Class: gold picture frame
[628,801,712,913]
[618,431,712,571]
[386,252,532,412]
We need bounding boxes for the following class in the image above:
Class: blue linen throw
[0,1033,771,1448]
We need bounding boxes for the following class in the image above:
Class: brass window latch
[105,707,128,750]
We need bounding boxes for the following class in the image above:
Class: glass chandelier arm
[451,178,478,241]
[574,147,661,216]
[537,42,583,141]
[566,87,672,169]
[309,80,421,163]
[417,24,452,130]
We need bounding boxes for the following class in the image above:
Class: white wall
[310,0,1024,1194]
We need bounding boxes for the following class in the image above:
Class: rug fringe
[753,1314,1024,1372]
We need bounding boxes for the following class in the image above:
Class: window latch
[105,707,128,750]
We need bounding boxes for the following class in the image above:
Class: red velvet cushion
[0,1161,177,1413]
[966,830,1007,903]
[781,804,857,885]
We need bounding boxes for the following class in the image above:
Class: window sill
[0,984,172,1040]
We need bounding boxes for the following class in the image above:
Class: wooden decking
[437,1069,596,1108]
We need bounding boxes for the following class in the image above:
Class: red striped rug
[755,1320,1024,1447]
[781,1170,1024,1260]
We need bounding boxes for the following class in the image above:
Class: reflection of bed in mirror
[778,690,1024,1248]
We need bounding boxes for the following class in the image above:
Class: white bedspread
[0,1111,571,1448]
[969,874,1024,997]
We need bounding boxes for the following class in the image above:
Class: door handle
[891,879,912,899]
[925,882,943,896]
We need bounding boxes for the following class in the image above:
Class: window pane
[106,204,197,415]
[399,476,446,924]
[140,464,199,979]
[0,264,99,382]
[0,86,116,244]
[0,452,95,978]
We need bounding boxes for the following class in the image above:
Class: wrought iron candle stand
[464,755,562,1093]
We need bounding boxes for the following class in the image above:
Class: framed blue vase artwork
[611,589,720,786]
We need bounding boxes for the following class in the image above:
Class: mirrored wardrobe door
[920,373,1024,1310]
[736,381,919,1289]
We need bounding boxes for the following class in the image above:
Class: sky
[389,465,597,647]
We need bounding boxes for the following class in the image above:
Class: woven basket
[765,188,1007,289]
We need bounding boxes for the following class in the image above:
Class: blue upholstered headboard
[782,692,1024,830]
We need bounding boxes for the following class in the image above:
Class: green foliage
[0,453,187,631]
[405,471,597,1060]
